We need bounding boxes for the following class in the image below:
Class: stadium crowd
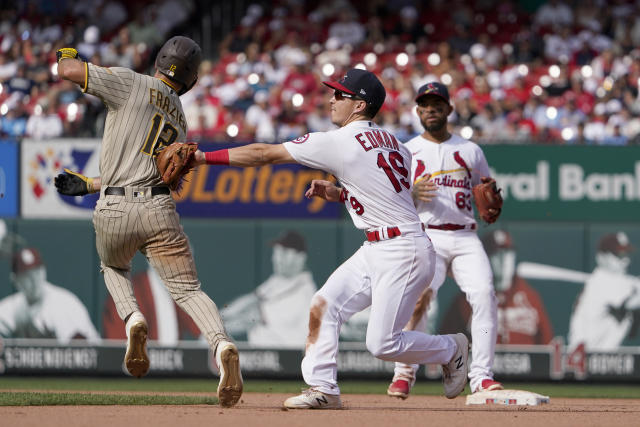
[1,0,639,145]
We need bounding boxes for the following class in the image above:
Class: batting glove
[54,168,97,196]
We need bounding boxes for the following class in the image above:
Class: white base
[466,389,550,406]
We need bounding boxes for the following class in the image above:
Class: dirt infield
[2,392,640,427]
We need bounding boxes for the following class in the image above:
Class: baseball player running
[191,69,469,409]
[54,37,242,407]
[387,82,502,399]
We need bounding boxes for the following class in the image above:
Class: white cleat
[216,341,243,408]
[442,333,469,399]
[124,313,149,378]
[284,388,342,409]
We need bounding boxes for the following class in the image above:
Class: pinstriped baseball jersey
[85,63,187,187]
[84,61,232,364]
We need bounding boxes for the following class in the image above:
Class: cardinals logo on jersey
[414,159,427,183]
[453,151,472,179]
[291,134,310,144]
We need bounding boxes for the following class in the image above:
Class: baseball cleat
[442,333,469,399]
[474,379,504,393]
[387,379,411,399]
[124,318,150,378]
[216,341,243,408]
[283,388,342,409]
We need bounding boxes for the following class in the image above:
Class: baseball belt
[426,223,476,231]
[365,223,426,242]
[104,186,170,196]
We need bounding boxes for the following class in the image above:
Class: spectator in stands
[534,0,573,30]
[25,100,63,140]
[245,91,276,143]
[328,8,365,48]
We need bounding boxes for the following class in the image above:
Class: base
[465,389,550,406]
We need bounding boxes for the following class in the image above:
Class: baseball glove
[155,142,198,191]
[472,177,503,224]
[54,168,97,196]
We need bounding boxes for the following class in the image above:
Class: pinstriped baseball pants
[93,190,228,350]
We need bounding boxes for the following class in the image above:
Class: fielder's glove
[472,177,503,224]
[54,168,97,196]
[56,48,79,63]
[155,142,199,191]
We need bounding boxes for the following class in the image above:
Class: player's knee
[365,333,399,359]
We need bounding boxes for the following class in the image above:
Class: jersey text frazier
[148,88,186,133]
[355,130,400,151]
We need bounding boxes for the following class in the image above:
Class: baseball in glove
[472,177,503,224]
[155,142,198,191]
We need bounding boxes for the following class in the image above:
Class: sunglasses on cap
[333,90,361,101]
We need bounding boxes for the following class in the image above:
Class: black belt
[104,186,170,196]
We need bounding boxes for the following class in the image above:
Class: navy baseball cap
[323,69,386,112]
[415,81,450,104]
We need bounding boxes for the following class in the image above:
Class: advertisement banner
[21,138,100,218]
[0,140,18,217]
[2,340,639,382]
[484,145,640,221]
[19,140,339,219]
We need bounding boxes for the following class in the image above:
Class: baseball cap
[12,247,43,274]
[481,230,514,255]
[323,68,386,112]
[415,81,450,104]
[270,230,307,252]
[598,232,634,255]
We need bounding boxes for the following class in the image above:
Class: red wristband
[205,149,229,165]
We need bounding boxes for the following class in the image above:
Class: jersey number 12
[140,113,179,156]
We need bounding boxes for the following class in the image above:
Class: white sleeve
[282,131,341,176]
[472,146,491,186]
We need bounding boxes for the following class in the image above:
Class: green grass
[1,377,639,406]
[0,391,217,406]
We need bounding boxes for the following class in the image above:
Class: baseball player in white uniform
[387,82,502,399]
[568,232,640,351]
[192,69,469,409]
[54,37,242,407]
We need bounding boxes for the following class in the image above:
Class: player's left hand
[305,180,341,202]
[412,174,437,203]
[54,168,97,196]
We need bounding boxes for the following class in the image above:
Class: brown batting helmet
[155,36,202,95]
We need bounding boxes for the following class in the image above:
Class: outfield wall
[1,141,640,381]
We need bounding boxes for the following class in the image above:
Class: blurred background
[0,0,640,383]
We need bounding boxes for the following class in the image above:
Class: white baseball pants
[393,229,498,392]
[301,231,457,395]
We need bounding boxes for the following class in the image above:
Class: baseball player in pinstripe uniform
[54,37,242,407]
[387,82,502,399]
[191,69,470,409]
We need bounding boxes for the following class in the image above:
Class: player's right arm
[56,48,87,90]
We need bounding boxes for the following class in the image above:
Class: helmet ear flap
[179,73,198,95]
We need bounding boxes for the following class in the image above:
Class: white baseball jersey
[283,120,420,229]
[405,134,490,226]
[568,267,640,351]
